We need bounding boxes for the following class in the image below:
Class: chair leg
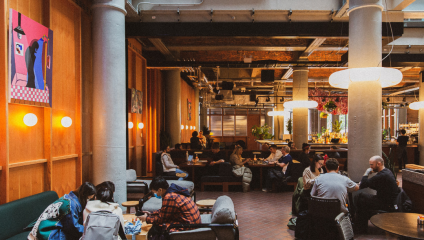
[223,183,229,192]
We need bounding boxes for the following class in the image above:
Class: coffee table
[122,201,140,214]
[123,214,148,240]
[196,199,216,213]
[370,212,424,239]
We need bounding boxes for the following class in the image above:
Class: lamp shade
[23,113,37,126]
[61,117,72,128]
[193,126,196,130]
[190,126,193,130]
[128,122,134,129]
[283,100,318,110]
[138,122,144,129]
[409,101,424,110]
[267,111,285,116]
[181,125,184,130]
[186,125,188,130]
[329,67,402,89]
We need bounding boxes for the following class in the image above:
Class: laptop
[188,155,194,161]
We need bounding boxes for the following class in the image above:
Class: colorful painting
[9,9,53,107]
[187,99,192,120]
[131,88,143,114]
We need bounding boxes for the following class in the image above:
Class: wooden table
[123,214,148,240]
[122,201,139,214]
[370,213,424,239]
[196,199,216,208]
[179,161,207,182]
[247,162,275,189]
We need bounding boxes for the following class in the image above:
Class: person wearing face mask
[137,177,201,232]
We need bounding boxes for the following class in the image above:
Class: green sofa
[0,191,59,240]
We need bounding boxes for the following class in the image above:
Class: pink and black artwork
[9,9,53,107]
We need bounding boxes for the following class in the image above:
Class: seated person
[190,131,202,150]
[229,145,250,167]
[265,144,282,163]
[311,158,359,213]
[206,142,226,175]
[161,146,189,180]
[230,145,252,192]
[263,146,292,192]
[137,177,201,232]
[288,141,297,150]
[174,143,183,150]
[354,156,400,233]
[298,143,312,170]
[298,155,324,212]
[327,146,341,158]
[28,182,96,240]
[83,182,125,230]
[261,142,270,151]
[198,131,207,148]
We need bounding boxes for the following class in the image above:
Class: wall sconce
[193,126,196,130]
[23,113,37,127]
[186,125,188,130]
[61,116,72,128]
[128,122,134,129]
[181,125,184,130]
[190,126,193,130]
[138,122,144,129]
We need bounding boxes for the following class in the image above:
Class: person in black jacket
[354,155,400,233]
[298,143,311,170]
[190,131,202,150]
[396,129,409,170]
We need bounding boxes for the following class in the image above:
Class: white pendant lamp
[283,100,318,110]
[329,67,402,89]
[409,101,424,110]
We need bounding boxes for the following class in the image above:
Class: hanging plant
[286,119,293,135]
[251,124,273,140]
[320,112,328,118]
[324,101,337,112]
[382,101,388,110]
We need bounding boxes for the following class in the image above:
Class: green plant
[286,118,293,134]
[321,126,326,134]
[382,148,397,179]
[160,130,172,150]
[332,120,343,133]
[320,112,328,118]
[382,128,388,140]
[251,124,274,139]
[324,101,337,112]
[382,101,388,110]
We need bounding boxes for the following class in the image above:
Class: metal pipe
[135,0,204,13]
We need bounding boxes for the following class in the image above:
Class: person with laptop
[161,146,189,180]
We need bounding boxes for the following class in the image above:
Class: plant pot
[331,138,340,144]
[259,134,264,140]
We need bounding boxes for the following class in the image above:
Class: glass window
[236,116,247,136]
[327,114,333,131]
[211,116,222,136]
[224,108,235,115]
[235,109,247,115]
[207,115,210,129]
[260,115,265,127]
[223,116,235,136]
[210,108,222,115]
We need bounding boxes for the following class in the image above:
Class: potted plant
[286,118,293,135]
[324,101,337,112]
[251,124,274,140]
[331,120,343,143]
[382,101,388,110]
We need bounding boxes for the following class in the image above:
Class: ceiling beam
[281,68,293,80]
[388,84,420,96]
[299,38,327,61]
[148,38,176,60]
[335,0,349,18]
[126,22,403,38]
[142,45,349,52]
[391,0,416,10]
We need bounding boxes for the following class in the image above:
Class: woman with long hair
[83,182,125,230]
[298,155,324,212]
[230,145,250,167]
[230,145,252,192]
[28,182,96,240]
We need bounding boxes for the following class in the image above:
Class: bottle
[186,151,189,162]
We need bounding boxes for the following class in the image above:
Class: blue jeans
[176,169,189,181]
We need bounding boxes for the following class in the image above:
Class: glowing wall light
[23,113,37,126]
[61,116,72,128]
[128,122,134,129]
[186,125,188,130]
[138,122,144,129]
[181,125,184,130]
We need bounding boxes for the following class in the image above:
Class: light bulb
[193,126,196,130]
[139,122,144,129]
[181,125,184,130]
[190,126,193,130]
[61,116,72,128]
[23,113,37,127]
[186,125,188,130]
[128,122,134,129]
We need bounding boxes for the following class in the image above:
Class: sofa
[167,195,239,240]
[200,162,243,192]
[0,191,59,240]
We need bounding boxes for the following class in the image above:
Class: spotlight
[255,97,259,105]
[386,97,390,102]
[405,102,409,107]
[402,97,406,102]
[400,104,404,107]
[280,97,284,102]
[266,97,270,102]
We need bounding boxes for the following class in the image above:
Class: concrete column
[292,67,309,148]
[92,0,127,205]
[274,83,285,140]
[163,70,182,146]
[348,0,383,181]
[194,88,199,131]
[418,72,424,165]
[309,109,319,135]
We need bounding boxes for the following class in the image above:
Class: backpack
[81,211,121,240]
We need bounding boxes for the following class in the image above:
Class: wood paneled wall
[127,40,165,177]
[1,0,90,204]
[181,80,198,143]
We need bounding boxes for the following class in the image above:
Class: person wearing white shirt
[265,144,282,163]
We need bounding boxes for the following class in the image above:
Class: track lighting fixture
[402,97,406,102]
[280,97,284,102]
[386,97,390,102]
[266,97,270,102]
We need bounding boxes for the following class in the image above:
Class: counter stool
[122,201,139,214]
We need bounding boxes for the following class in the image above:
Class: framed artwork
[130,88,143,114]
[187,99,191,120]
[9,9,53,107]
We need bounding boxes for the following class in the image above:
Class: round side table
[122,201,140,214]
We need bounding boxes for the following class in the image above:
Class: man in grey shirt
[311,158,359,213]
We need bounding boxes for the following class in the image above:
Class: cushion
[211,196,235,224]
[142,197,162,212]
[0,191,58,239]
[201,176,242,183]
[126,169,137,182]
[137,180,195,193]
[201,214,212,224]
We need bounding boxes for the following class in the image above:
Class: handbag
[147,224,169,240]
